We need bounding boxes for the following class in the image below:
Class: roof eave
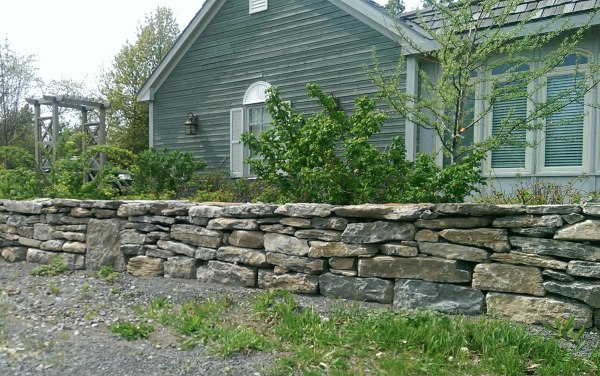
[330,0,433,53]
[137,0,225,103]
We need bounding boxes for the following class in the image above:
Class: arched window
[230,81,273,177]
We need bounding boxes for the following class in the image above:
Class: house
[138,0,600,193]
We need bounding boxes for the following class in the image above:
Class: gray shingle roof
[399,0,599,33]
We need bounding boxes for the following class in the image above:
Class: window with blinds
[544,73,585,167]
[490,82,528,169]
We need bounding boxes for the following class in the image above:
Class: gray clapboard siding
[153,0,406,169]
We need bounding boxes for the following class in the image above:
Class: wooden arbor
[25,95,110,178]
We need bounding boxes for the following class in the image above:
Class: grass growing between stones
[126,290,599,375]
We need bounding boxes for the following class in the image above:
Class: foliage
[370,0,600,165]
[190,169,280,203]
[0,145,36,169]
[42,131,137,199]
[30,257,69,277]
[544,317,586,345]
[477,176,588,205]
[131,147,205,199]
[96,266,120,283]
[0,146,39,199]
[128,290,599,375]
[110,321,154,341]
[100,7,180,153]
[242,84,483,204]
[0,39,39,150]
[385,0,405,16]
[42,78,98,130]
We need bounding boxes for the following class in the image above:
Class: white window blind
[544,74,584,167]
[249,0,268,14]
[491,82,527,169]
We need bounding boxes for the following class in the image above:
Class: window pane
[558,53,588,67]
[491,82,527,169]
[545,74,584,167]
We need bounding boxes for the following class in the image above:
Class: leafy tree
[42,78,98,129]
[386,0,405,16]
[371,0,600,166]
[100,7,180,154]
[0,39,39,150]
[242,84,482,204]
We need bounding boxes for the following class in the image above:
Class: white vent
[249,0,268,14]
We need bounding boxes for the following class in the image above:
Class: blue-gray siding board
[152,0,406,169]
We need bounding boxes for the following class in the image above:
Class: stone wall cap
[334,204,435,220]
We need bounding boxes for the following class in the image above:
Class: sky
[0,0,422,92]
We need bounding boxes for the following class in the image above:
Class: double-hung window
[486,63,530,173]
[484,52,591,175]
[539,53,590,172]
[230,81,272,177]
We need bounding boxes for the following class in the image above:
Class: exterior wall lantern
[184,112,199,135]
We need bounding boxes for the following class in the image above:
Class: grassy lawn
[111,290,600,375]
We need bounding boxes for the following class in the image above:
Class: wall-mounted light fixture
[184,112,199,135]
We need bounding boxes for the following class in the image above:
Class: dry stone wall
[2,199,600,328]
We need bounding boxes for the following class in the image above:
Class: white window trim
[536,63,592,175]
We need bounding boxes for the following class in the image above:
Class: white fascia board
[328,0,437,54]
[137,0,226,102]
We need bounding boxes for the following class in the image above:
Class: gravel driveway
[0,259,282,376]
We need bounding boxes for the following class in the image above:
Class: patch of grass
[30,257,69,277]
[544,316,586,346]
[121,290,600,375]
[0,292,8,344]
[84,310,98,322]
[78,282,93,302]
[96,266,119,283]
[110,321,154,341]
[47,280,60,295]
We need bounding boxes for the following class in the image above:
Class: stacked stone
[0,199,120,270]
[4,199,600,329]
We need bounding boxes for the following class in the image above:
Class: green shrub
[131,147,205,199]
[43,141,136,199]
[242,84,483,204]
[0,147,40,199]
[0,146,36,170]
[30,257,69,277]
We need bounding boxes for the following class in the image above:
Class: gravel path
[0,259,281,376]
[1,259,599,376]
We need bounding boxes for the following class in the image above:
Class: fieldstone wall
[2,199,600,328]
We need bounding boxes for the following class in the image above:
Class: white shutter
[249,0,268,14]
[230,108,244,177]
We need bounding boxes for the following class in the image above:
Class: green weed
[30,257,69,277]
[110,321,154,341]
[47,280,60,295]
[544,316,586,345]
[96,266,119,283]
